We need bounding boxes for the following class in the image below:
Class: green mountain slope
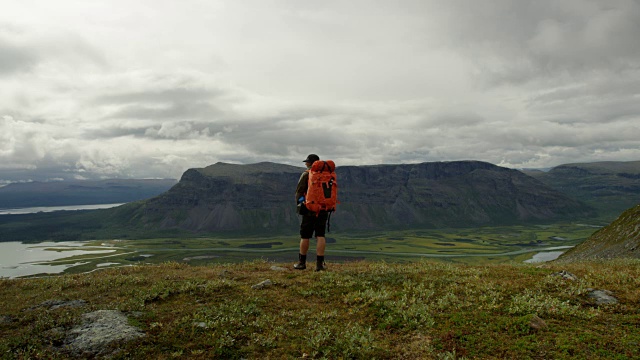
[558,204,640,262]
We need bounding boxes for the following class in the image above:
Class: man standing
[294,154,328,271]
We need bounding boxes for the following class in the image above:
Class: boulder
[64,310,144,356]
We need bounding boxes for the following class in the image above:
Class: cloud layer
[1,0,639,182]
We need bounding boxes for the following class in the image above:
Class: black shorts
[300,211,329,239]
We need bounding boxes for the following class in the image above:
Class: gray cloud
[432,0,640,84]
[0,23,106,77]
[1,1,639,182]
[106,102,223,121]
[0,39,40,75]
[95,87,224,106]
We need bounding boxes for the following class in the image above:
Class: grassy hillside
[558,204,640,262]
[1,260,638,359]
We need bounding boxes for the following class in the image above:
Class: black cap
[303,154,320,163]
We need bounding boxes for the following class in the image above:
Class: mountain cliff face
[524,161,640,219]
[558,204,640,262]
[119,161,595,233]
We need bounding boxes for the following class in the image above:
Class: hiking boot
[315,255,326,271]
[315,262,326,272]
[294,253,307,270]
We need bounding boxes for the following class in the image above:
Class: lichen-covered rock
[529,315,548,331]
[28,299,87,311]
[551,270,578,281]
[64,310,144,356]
[252,279,273,290]
[587,289,619,305]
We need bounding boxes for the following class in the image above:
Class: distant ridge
[524,160,640,220]
[0,179,177,208]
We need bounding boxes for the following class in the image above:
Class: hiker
[294,154,329,271]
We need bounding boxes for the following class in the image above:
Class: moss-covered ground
[1,259,638,359]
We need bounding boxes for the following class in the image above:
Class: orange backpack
[305,160,338,215]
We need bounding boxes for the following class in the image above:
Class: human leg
[300,238,310,255]
[295,215,315,270]
[294,238,310,270]
[316,236,325,256]
[314,212,329,271]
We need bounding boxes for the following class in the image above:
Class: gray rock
[51,300,88,310]
[529,315,548,331]
[270,266,288,272]
[29,299,88,311]
[252,279,273,290]
[588,289,619,305]
[65,310,145,356]
[129,311,145,318]
[551,270,578,281]
[0,315,13,325]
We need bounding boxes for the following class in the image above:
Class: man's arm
[295,171,309,202]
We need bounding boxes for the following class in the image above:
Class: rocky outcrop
[64,310,145,357]
[28,299,88,311]
[117,160,595,233]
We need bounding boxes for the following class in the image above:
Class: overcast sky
[1,0,640,183]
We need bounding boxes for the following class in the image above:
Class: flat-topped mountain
[111,160,594,234]
[0,160,598,241]
[196,162,302,179]
[558,204,640,261]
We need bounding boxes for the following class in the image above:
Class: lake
[524,246,574,263]
[0,241,118,279]
[0,203,124,215]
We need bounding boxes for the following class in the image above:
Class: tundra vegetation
[1,259,638,359]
